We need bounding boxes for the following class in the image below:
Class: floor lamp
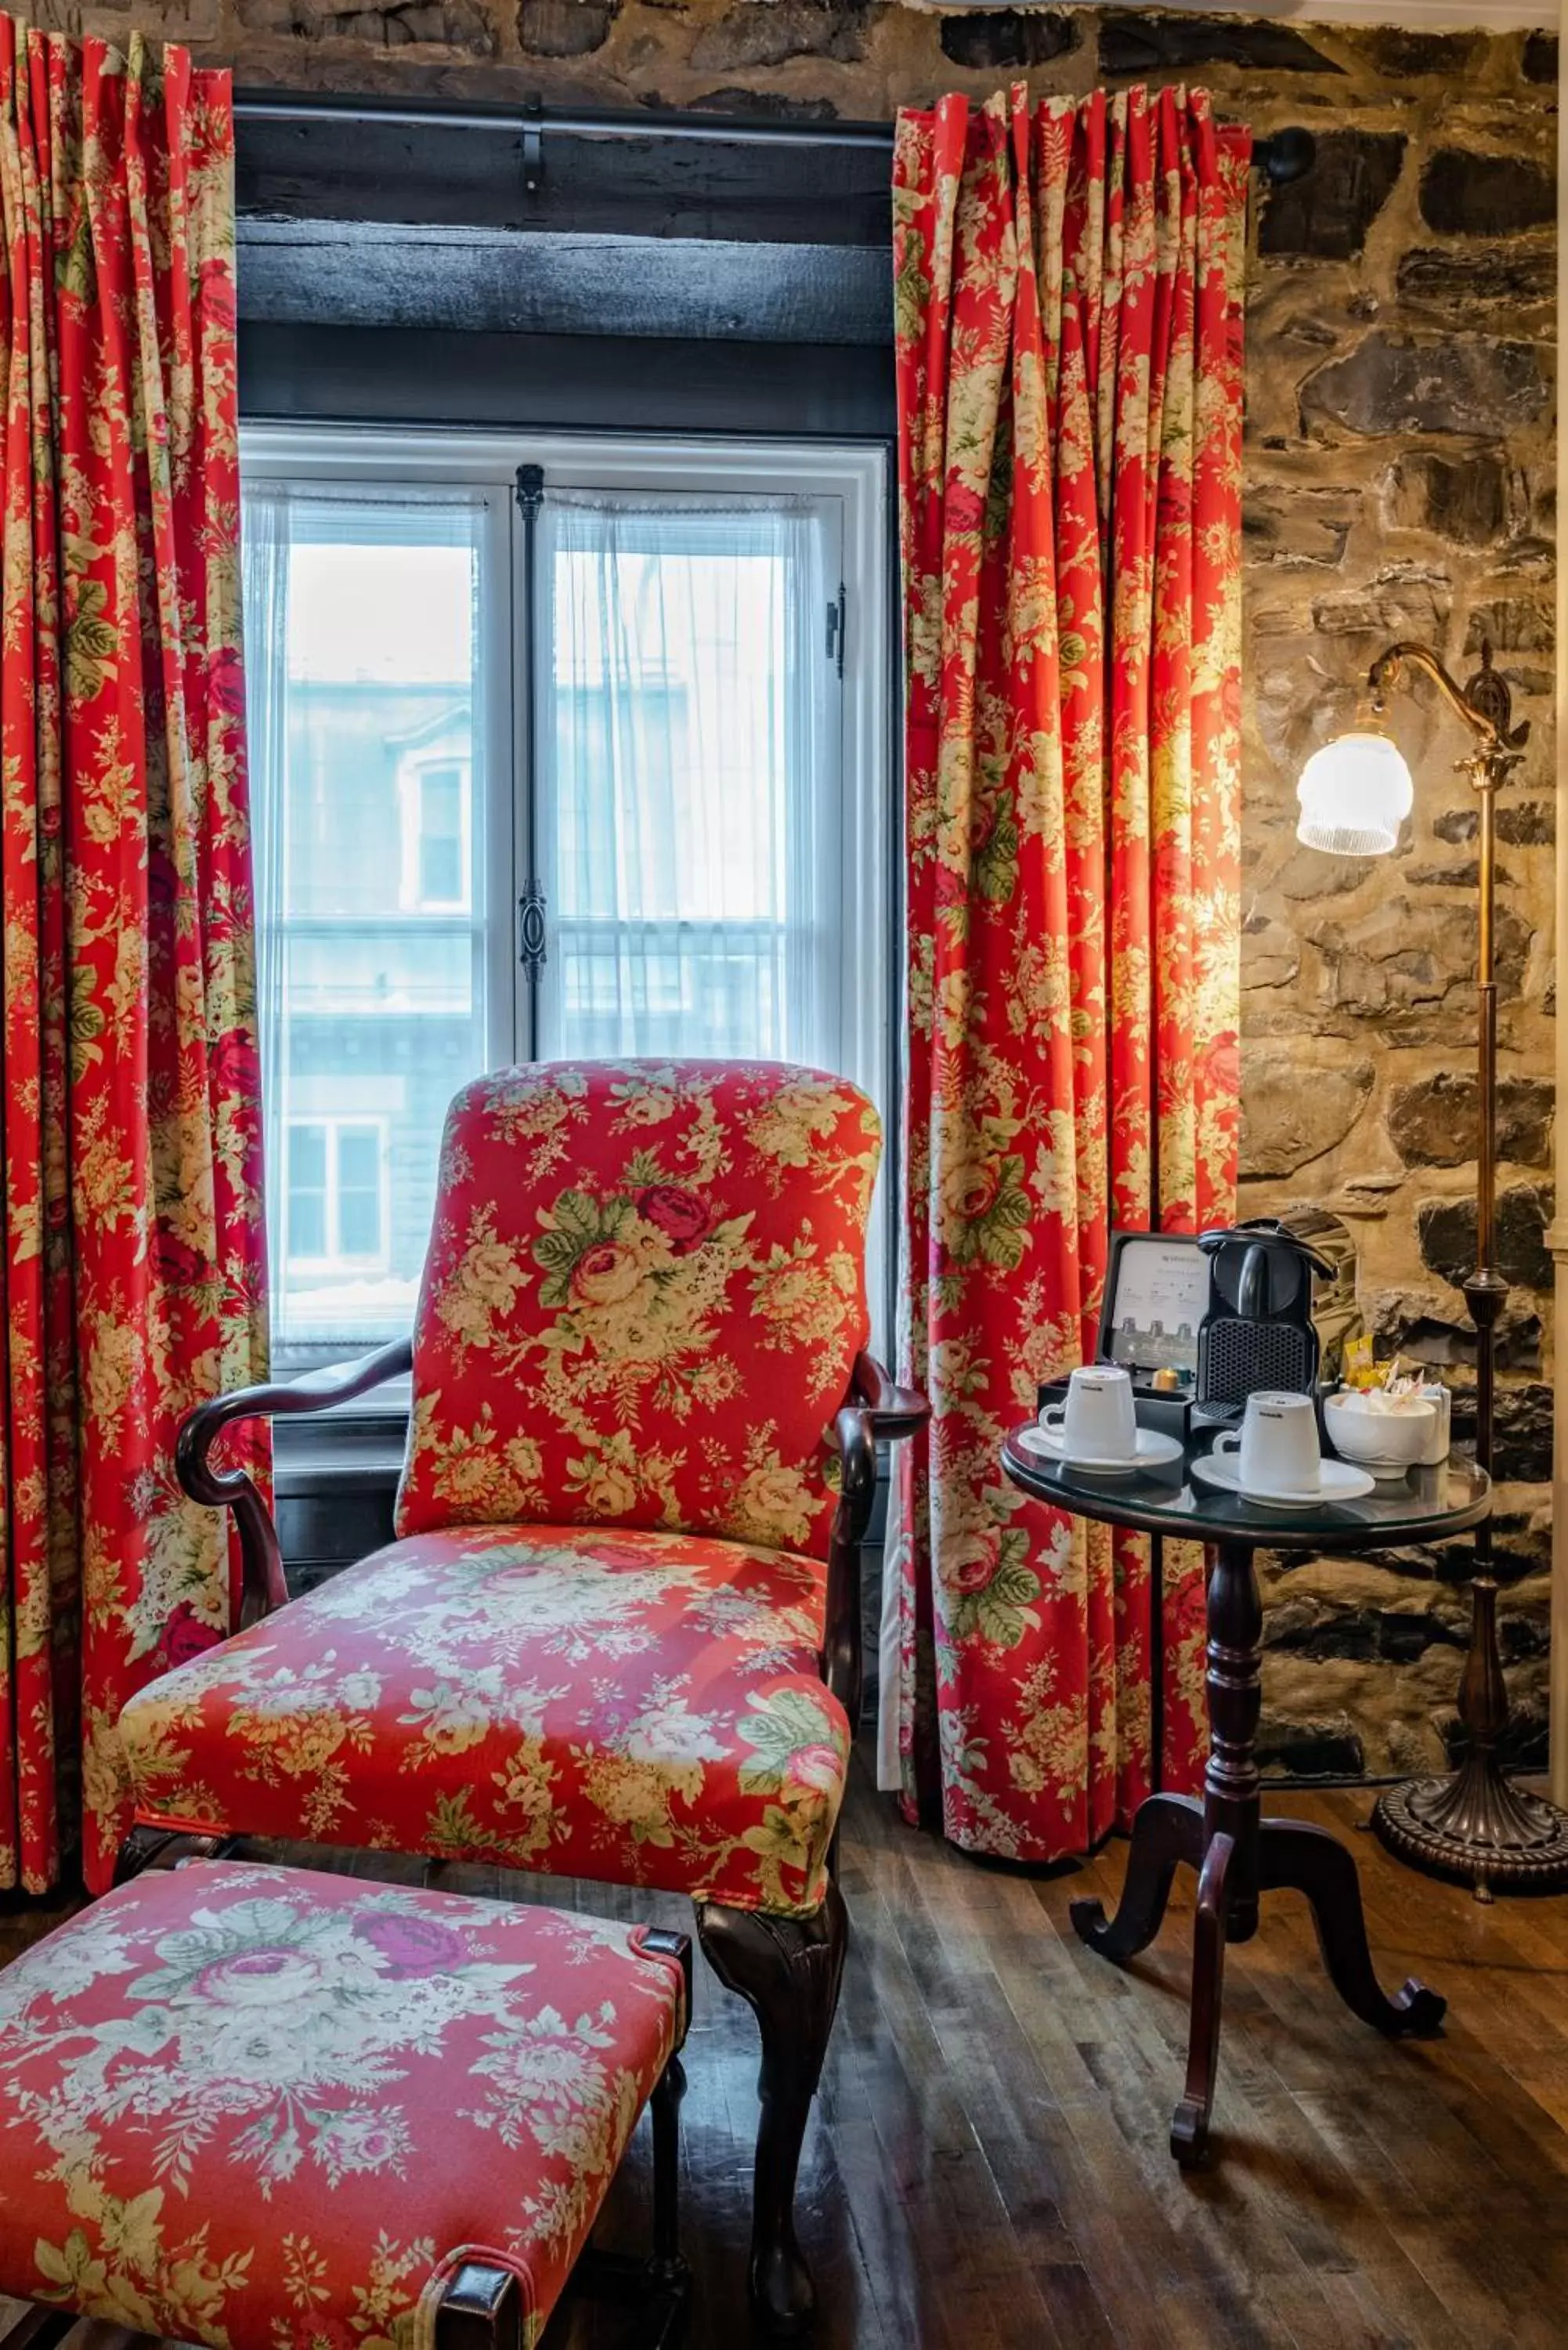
[1295,639,1568,1898]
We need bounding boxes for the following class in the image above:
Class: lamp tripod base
[1372,1756,1568,1900]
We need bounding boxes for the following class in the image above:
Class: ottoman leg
[697,1880,848,2341]
[650,2054,688,2285]
[437,2263,522,2350]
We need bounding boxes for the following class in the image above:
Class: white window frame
[284,1113,392,1278]
[243,425,893,1351]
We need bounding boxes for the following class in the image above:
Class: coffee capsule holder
[1036,1231,1203,1446]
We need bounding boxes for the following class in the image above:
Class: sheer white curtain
[537,494,836,1065]
[241,484,291,1353]
[242,485,495,1363]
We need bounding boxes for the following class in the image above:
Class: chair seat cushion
[0,1859,684,2350]
[120,1524,850,1918]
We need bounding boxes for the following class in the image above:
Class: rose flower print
[395,1060,881,1568]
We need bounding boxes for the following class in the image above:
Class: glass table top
[1000,1428,1491,1549]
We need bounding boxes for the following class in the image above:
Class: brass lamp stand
[1333,643,1568,1898]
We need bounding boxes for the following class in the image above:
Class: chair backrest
[396,1060,882,1560]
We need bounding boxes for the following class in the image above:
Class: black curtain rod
[233,92,1316,184]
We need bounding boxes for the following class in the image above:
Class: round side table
[1001,1433,1492,2167]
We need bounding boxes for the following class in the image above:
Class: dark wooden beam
[236,109,891,249]
[231,96,1308,352]
[238,324,895,440]
[233,92,1311,197]
[237,222,888,347]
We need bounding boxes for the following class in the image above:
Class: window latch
[522,97,544,202]
[518,880,547,981]
[826,582,846,679]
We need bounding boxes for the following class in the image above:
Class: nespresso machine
[1195,1207,1364,1424]
[1036,1207,1364,1439]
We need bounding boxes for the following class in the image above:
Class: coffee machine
[1195,1209,1364,1421]
[1035,1209,1365,1438]
[1275,1203,1363,1390]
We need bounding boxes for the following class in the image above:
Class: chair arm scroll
[850,1350,929,1442]
[175,1336,414,1629]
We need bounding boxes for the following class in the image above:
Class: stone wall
[24,0,1556,1778]
[1225,29,1558,1781]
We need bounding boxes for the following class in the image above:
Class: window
[400,756,471,913]
[416,765,467,908]
[539,500,833,1063]
[286,1118,390,1274]
[244,483,503,1361]
[244,432,889,1368]
[287,1122,329,1263]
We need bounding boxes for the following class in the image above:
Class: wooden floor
[6,1751,1568,2349]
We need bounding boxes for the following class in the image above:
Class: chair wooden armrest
[849,1349,929,1441]
[175,1336,414,1629]
[824,1350,931,1727]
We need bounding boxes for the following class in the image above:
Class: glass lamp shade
[1295,729,1414,857]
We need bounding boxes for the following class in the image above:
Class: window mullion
[513,464,547,1064]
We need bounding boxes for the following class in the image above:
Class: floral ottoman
[0,1860,689,2350]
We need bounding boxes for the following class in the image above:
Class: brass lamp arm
[1367,638,1529,766]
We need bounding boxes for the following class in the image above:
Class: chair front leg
[695,1880,848,2340]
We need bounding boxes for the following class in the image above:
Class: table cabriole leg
[1069,1791,1204,1959]
[1171,1828,1234,2167]
[1258,1817,1447,2036]
[1054,1502,1451,2170]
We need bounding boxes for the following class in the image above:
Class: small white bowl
[1323,1390,1437,1481]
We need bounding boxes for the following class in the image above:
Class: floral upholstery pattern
[891,87,1244,1861]
[0,1860,683,2350]
[120,1524,850,1918]
[396,1060,880,1562]
[0,18,267,1896]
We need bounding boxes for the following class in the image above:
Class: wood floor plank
[5,1757,1568,2349]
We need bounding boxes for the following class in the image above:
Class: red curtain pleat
[891,83,1245,1860]
[0,14,267,1893]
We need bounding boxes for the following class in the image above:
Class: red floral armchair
[118,1059,926,2336]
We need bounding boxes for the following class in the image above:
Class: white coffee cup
[1040,1365,1138,1462]
[1212,1390,1321,1495]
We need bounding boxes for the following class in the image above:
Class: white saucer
[1189,1451,1376,1508]
[1016,1424,1186,1475]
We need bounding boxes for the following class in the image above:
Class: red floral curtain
[0,16,266,1894]
[891,85,1246,1860]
